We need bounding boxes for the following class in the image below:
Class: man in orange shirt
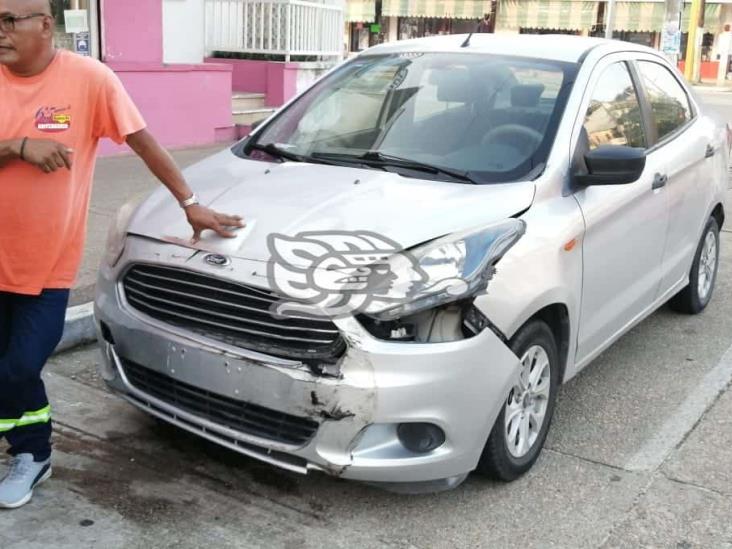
[0,0,244,508]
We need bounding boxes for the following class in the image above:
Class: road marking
[625,342,732,472]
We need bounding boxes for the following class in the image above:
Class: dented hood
[127,148,536,262]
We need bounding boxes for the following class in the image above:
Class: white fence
[205,0,345,60]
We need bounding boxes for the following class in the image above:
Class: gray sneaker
[0,454,52,509]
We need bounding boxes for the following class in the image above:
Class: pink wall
[99,63,234,155]
[206,58,299,107]
[97,0,235,155]
[214,59,269,94]
[101,0,163,64]
[267,63,299,107]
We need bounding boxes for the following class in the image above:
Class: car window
[246,53,577,184]
[637,61,693,141]
[584,62,646,149]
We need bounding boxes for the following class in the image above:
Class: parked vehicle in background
[95,35,727,493]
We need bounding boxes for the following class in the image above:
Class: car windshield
[241,52,577,184]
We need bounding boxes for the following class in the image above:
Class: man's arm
[125,129,245,243]
[0,139,22,167]
[0,138,72,172]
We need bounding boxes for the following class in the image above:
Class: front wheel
[669,217,720,315]
[476,320,559,481]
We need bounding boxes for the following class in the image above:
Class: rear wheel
[477,320,559,481]
[669,217,720,315]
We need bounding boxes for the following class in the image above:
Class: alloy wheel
[504,345,551,458]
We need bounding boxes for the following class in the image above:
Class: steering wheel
[481,124,544,158]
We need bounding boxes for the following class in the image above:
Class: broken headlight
[362,219,526,322]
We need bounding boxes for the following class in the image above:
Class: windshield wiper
[313,151,478,184]
[361,151,478,184]
[248,142,308,162]
[249,142,350,167]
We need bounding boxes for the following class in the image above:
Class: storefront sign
[74,32,90,57]
[661,22,681,55]
[64,9,89,34]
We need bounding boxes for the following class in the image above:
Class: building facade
[346,0,732,79]
[51,0,234,155]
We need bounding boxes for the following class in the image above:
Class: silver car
[95,35,728,492]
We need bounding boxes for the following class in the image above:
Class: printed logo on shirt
[35,106,72,132]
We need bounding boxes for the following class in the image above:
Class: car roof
[361,34,658,64]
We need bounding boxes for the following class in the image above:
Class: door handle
[705,144,716,158]
[652,173,668,190]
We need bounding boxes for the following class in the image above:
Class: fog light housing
[397,423,446,453]
[100,321,115,344]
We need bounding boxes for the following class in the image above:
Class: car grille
[122,264,345,362]
[121,358,319,446]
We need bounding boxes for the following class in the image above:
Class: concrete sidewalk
[57,143,230,352]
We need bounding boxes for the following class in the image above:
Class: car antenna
[460,32,473,48]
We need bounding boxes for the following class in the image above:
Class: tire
[669,217,720,315]
[476,320,559,482]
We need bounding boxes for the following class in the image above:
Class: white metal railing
[205,0,345,60]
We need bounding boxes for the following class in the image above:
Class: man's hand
[185,204,246,243]
[125,130,246,244]
[21,139,73,173]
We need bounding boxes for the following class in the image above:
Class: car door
[573,57,669,365]
[634,58,714,296]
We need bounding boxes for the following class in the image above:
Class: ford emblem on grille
[203,253,231,267]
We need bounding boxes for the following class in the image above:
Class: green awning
[611,2,721,33]
[496,1,599,31]
[681,3,722,33]
[382,0,495,19]
[611,2,665,32]
[347,0,376,22]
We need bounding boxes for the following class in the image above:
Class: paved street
[1,91,732,548]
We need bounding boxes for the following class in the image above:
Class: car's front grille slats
[125,276,337,330]
[128,269,281,306]
[125,286,338,342]
[122,264,346,362]
[121,359,319,446]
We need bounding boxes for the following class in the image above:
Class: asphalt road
[1,90,732,549]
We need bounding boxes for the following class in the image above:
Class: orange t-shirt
[0,49,146,295]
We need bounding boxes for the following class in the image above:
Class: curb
[692,86,732,94]
[55,302,97,354]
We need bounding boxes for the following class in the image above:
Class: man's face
[0,0,54,68]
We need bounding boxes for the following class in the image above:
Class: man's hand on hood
[125,128,246,244]
[185,204,245,243]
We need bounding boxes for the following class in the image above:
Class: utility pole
[684,0,705,81]
[661,0,683,65]
[604,0,617,39]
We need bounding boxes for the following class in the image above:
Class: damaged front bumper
[94,244,521,492]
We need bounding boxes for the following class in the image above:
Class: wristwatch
[180,193,199,209]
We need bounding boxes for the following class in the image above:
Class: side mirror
[574,145,646,186]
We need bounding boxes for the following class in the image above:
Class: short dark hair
[48,1,55,17]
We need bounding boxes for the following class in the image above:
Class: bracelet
[180,193,199,209]
[19,137,28,161]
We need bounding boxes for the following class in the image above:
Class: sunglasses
[0,13,50,33]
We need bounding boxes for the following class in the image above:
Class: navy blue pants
[0,289,69,462]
